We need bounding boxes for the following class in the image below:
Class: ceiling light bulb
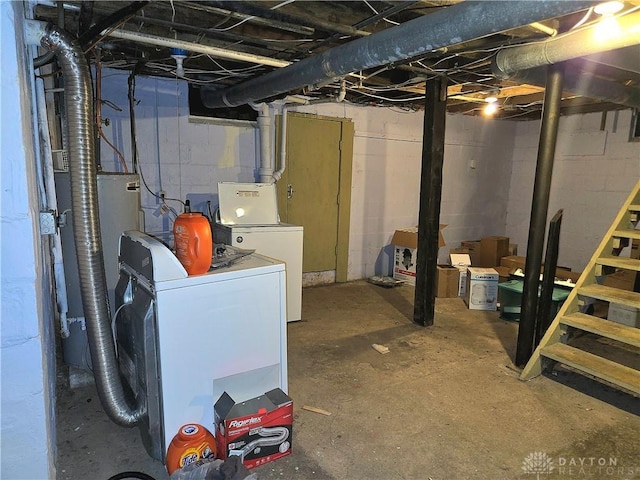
[485,96,498,104]
[594,1,623,16]
[483,102,498,116]
[170,47,188,77]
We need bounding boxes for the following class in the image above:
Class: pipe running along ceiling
[32,1,640,119]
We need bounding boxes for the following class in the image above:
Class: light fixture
[594,1,624,16]
[483,95,498,116]
[593,2,623,42]
[483,102,499,116]
[170,48,188,77]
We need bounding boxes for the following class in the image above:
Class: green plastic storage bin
[497,279,570,322]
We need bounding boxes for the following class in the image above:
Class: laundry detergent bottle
[173,200,213,275]
[165,423,217,475]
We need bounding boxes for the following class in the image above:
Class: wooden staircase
[520,180,640,395]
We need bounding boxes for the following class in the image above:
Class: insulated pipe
[201,1,593,108]
[508,67,640,109]
[106,29,290,68]
[30,21,144,426]
[493,10,640,77]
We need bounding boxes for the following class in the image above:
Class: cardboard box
[607,303,640,327]
[479,236,510,267]
[460,240,481,266]
[554,269,581,284]
[214,388,293,469]
[437,266,460,298]
[603,270,637,291]
[464,267,499,310]
[391,225,446,285]
[450,253,472,296]
[500,255,527,272]
[494,266,512,282]
[500,255,581,283]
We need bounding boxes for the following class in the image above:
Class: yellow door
[277,113,353,278]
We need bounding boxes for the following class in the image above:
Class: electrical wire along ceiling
[34,1,640,119]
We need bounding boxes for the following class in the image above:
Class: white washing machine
[214,182,303,322]
[115,231,287,461]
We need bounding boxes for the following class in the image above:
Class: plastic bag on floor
[169,456,258,480]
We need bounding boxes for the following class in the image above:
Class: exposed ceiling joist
[32,0,640,120]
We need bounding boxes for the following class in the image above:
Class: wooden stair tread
[541,343,640,395]
[561,312,640,348]
[628,204,640,211]
[613,229,640,240]
[578,284,640,309]
[596,257,640,271]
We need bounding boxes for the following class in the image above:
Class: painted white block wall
[506,110,640,272]
[99,71,257,237]
[98,75,518,280]
[290,103,516,280]
[1,3,56,479]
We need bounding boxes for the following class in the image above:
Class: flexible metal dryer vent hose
[37,22,144,426]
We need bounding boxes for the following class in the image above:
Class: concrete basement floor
[56,281,640,480]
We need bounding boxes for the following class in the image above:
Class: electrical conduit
[35,75,70,338]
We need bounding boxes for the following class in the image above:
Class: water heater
[54,172,141,371]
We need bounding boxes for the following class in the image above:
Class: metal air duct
[508,67,640,109]
[29,21,143,427]
[493,10,640,77]
[201,1,593,108]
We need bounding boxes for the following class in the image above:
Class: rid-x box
[214,388,293,469]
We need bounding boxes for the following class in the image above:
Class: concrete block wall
[292,102,516,279]
[98,76,517,280]
[98,70,636,279]
[1,3,56,478]
[99,71,257,237]
[506,109,640,272]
